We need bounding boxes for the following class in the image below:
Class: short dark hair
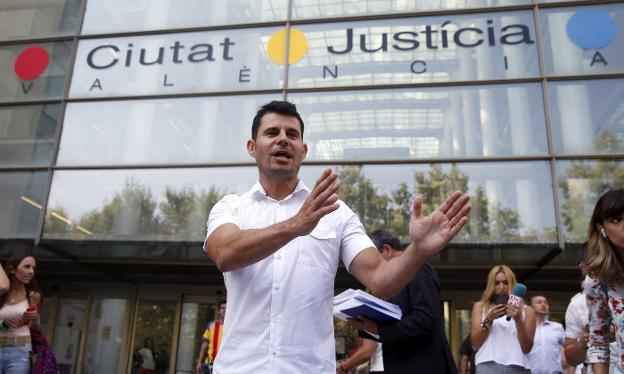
[251,101,305,140]
[369,229,403,253]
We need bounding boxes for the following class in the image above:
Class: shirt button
[276,254,282,259]
[274,286,279,291]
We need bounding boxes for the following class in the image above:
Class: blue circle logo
[567,10,617,49]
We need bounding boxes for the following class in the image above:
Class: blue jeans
[0,344,31,374]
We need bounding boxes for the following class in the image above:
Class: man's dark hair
[251,100,305,140]
[369,229,403,253]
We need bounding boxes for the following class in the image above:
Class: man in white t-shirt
[204,101,471,374]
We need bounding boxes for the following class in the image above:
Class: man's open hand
[409,191,471,257]
[289,168,341,236]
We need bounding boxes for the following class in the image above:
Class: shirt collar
[251,180,310,201]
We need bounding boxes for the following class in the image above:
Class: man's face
[247,112,307,181]
[218,303,226,320]
[531,296,549,316]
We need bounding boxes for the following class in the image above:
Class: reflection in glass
[82,299,127,374]
[293,0,530,19]
[43,162,556,245]
[549,79,624,155]
[540,4,624,76]
[0,104,59,166]
[0,0,81,41]
[0,171,47,239]
[52,298,86,374]
[131,300,176,374]
[557,160,624,243]
[82,0,288,34]
[176,301,214,373]
[329,162,557,244]
[0,41,73,102]
[289,11,539,88]
[57,94,278,166]
[69,28,284,98]
[289,83,547,160]
[43,168,258,242]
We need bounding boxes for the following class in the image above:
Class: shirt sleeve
[338,202,375,272]
[204,194,241,250]
[585,276,611,364]
[564,296,583,339]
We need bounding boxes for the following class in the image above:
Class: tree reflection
[335,165,554,243]
[45,164,555,244]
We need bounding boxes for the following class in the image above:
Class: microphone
[506,283,527,321]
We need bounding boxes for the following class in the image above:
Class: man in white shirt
[204,101,471,374]
[564,246,592,374]
[528,295,567,374]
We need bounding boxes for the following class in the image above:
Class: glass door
[131,296,178,374]
[82,297,129,373]
[175,296,220,374]
[52,297,87,374]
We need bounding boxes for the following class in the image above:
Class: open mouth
[271,151,292,160]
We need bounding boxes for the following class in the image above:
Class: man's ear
[247,139,256,158]
[303,143,308,160]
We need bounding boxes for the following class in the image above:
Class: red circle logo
[14,46,49,80]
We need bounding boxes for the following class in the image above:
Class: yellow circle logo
[267,28,308,65]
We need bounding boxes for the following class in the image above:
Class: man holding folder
[351,229,458,374]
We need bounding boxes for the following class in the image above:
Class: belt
[0,336,31,347]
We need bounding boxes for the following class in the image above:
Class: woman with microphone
[470,265,536,373]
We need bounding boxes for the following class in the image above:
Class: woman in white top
[0,254,42,374]
[470,265,536,374]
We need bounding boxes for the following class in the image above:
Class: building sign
[68,27,285,98]
[64,7,622,98]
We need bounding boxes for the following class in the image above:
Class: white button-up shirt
[528,319,565,374]
[565,289,592,374]
[206,181,373,374]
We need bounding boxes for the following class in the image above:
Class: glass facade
[1,0,623,371]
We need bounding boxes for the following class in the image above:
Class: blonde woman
[470,265,536,373]
[584,189,624,374]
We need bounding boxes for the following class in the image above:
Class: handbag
[30,325,60,374]
[27,291,60,374]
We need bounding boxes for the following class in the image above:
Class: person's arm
[350,192,470,299]
[564,335,588,366]
[561,344,570,370]
[585,277,611,374]
[0,263,9,294]
[195,341,209,374]
[563,295,589,366]
[205,169,340,272]
[460,355,469,374]
[470,301,506,349]
[337,339,377,373]
[506,302,535,353]
[24,291,42,327]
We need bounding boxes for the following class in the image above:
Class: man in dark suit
[352,229,458,374]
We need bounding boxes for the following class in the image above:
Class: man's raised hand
[408,191,471,257]
[289,168,341,236]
